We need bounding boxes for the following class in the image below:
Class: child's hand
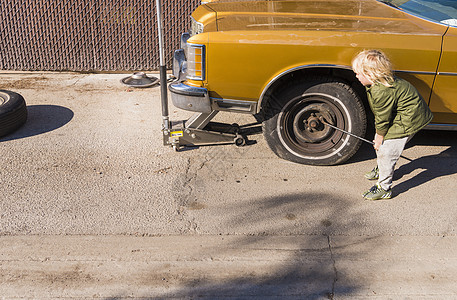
[373,134,384,151]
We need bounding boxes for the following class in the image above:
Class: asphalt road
[1,72,456,298]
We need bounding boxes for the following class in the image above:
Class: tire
[0,90,27,137]
[262,77,366,165]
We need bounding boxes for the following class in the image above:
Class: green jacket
[366,77,434,140]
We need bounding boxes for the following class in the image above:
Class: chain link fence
[0,0,200,71]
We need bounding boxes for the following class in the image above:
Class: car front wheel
[262,77,366,165]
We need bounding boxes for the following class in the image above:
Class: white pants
[376,134,412,191]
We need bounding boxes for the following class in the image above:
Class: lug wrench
[319,117,412,161]
[320,117,374,145]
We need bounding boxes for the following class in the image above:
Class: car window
[381,0,457,26]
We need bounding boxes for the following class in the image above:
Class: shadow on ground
[107,192,376,299]
[348,128,457,165]
[116,130,457,298]
[407,129,457,148]
[0,105,74,142]
[394,146,457,196]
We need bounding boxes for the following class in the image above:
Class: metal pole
[155,0,169,131]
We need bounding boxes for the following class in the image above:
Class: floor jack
[164,112,246,151]
[155,0,245,151]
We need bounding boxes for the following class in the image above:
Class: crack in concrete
[182,154,210,203]
[70,76,83,86]
[183,157,195,200]
[327,235,338,300]
[183,154,213,234]
[171,158,193,223]
[172,157,197,234]
[174,154,211,233]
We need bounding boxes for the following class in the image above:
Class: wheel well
[258,67,372,124]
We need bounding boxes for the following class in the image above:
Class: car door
[429,26,457,124]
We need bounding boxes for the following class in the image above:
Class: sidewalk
[1,72,457,299]
[1,235,456,299]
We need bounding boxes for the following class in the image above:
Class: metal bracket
[185,111,218,129]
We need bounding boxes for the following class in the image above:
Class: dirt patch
[285,213,297,221]
[0,77,49,90]
[188,201,207,210]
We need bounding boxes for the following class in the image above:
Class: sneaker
[362,184,392,200]
[364,166,379,180]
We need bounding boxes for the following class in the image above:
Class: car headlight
[186,44,205,81]
[190,17,204,36]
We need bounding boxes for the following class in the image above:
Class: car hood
[201,0,437,34]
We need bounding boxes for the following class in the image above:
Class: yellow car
[168,0,457,165]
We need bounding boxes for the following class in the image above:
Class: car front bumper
[168,82,212,113]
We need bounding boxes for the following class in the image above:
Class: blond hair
[352,50,394,87]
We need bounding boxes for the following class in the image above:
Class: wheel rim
[0,92,7,105]
[277,93,351,160]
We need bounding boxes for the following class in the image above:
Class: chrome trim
[168,82,211,113]
[169,82,207,97]
[395,70,436,75]
[211,98,257,114]
[438,72,457,76]
[258,65,443,113]
[424,123,457,131]
[180,33,190,50]
[258,64,351,113]
[186,43,206,81]
[190,17,204,36]
[172,49,187,82]
[393,70,457,76]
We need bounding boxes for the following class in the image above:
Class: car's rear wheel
[262,77,366,165]
[0,90,27,137]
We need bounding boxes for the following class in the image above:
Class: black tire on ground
[262,77,366,165]
[0,90,27,137]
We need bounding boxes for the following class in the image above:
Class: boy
[352,50,433,200]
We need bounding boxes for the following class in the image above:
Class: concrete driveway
[1,72,456,299]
